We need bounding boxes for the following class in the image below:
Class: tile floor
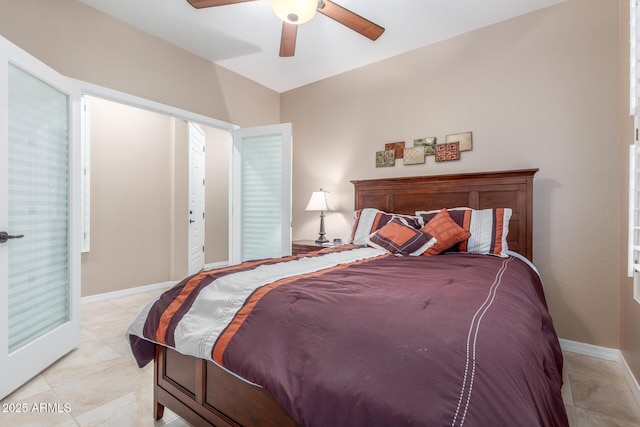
[1,289,639,426]
[563,352,640,426]
[0,290,188,427]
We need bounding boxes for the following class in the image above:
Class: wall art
[385,141,405,159]
[403,146,426,165]
[414,137,437,156]
[445,132,472,152]
[376,149,396,167]
[435,141,460,162]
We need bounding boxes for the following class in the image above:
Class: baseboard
[559,338,619,361]
[620,352,640,407]
[560,338,640,406]
[81,280,178,305]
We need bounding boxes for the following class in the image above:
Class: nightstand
[292,240,326,255]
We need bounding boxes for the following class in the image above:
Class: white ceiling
[78,0,564,93]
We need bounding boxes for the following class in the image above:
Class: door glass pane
[7,63,70,353]
[241,133,282,261]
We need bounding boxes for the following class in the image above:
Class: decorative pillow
[416,207,471,225]
[420,209,471,256]
[417,207,512,257]
[350,208,423,246]
[366,218,436,256]
[417,208,470,252]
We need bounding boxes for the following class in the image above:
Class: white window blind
[241,133,284,262]
[7,63,70,352]
[630,143,639,266]
[631,139,640,304]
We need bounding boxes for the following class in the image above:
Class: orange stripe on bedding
[155,257,297,344]
[350,210,363,243]
[212,253,389,364]
[493,209,505,255]
[155,250,346,344]
[371,212,384,231]
[156,271,207,344]
[459,210,472,252]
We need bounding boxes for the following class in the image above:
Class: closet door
[188,122,206,275]
[0,36,81,399]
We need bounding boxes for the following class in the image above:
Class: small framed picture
[376,149,396,167]
[403,146,426,165]
[414,137,437,156]
[445,132,472,152]
[385,141,405,159]
[435,142,460,162]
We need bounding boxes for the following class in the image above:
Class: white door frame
[187,122,206,275]
[72,80,237,134]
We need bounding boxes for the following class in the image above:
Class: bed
[126,168,568,426]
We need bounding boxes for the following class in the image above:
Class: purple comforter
[129,248,568,426]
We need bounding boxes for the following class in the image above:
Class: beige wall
[204,127,230,264]
[619,1,640,379]
[84,99,232,294]
[83,97,174,295]
[283,0,622,349]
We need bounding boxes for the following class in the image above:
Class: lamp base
[315,235,329,244]
[315,211,328,244]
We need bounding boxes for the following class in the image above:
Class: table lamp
[305,188,336,243]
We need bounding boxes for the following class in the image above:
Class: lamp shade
[271,0,317,25]
[305,189,335,212]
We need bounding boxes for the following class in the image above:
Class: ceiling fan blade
[317,0,384,41]
[187,0,257,9]
[279,22,297,57]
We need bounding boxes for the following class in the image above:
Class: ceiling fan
[187,0,385,57]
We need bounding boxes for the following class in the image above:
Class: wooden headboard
[351,169,538,260]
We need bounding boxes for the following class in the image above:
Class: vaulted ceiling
[78,0,564,92]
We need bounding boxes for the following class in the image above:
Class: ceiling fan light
[271,0,317,25]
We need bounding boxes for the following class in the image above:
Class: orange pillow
[421,208,471,256]
[366,218,436,256]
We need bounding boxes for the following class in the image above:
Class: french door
[0,36,81,399]
[231,124,292,264]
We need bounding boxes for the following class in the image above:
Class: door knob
[189,220,195,224]
[0,231,25,244]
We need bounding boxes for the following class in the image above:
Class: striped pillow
[416,207,512,257]
[420,209,471,256]
[366,218,436,256]
[350,208,423,246]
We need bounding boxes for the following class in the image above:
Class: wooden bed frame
[152,168,538,426]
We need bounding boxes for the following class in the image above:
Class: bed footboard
[154,345,299,427]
